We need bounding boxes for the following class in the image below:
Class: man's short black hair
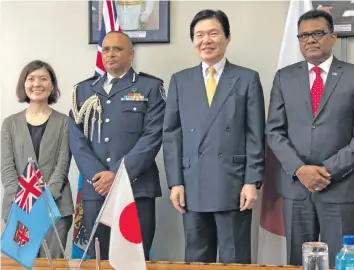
[298,9,334,33]
[190,9,230,41]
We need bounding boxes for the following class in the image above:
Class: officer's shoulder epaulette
[74,75,100,87]
[138,72,164,83]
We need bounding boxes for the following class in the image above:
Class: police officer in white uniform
[117,0,155,30]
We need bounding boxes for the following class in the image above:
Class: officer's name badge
[121,93,148,102]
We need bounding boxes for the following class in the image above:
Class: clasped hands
[170,184,257,213]
[92,170,115,196]
[296,165,331,192]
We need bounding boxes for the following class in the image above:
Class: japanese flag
[100,160,146,270]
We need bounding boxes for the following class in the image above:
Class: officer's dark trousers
[83,197,155,261]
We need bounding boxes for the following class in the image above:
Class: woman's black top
[27,120,48,160]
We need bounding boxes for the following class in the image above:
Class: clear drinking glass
[302,242,329,270]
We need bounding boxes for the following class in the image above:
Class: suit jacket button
[198,152,203,158]
[190,128,195,132]
[218,153,223,158]
[106,100,111,104]
[107,157,111,162]
[312,125,316,129]
[226,127,231,131]
[104,137,110,142]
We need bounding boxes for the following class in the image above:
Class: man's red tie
[311,66,324,116]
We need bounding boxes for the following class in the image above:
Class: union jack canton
[14,161,45,214]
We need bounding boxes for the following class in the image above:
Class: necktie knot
[312,66,322,77]
[208,67,216,75]
[110,78,120,85]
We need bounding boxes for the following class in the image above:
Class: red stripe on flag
[259,141,285,237]
[106,0,115,32]
[96,51,105,72]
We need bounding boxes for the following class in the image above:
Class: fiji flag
[0,160,61,269]
[71,174,90,260]
[71,0,119,259]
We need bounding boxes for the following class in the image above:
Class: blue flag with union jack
[1,160,61,269]
[71,0,120,260]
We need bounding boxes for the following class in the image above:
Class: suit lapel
[92,69,135,97]
[199,61,239,145]
[38,111,57,165]
[19,111,37,162]
[298,61,313,118]
[108,68,135,97]
[92,74,108,97]
[315,58,342,120]
[191,64,209,123]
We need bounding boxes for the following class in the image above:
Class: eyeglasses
[297,30,332,42]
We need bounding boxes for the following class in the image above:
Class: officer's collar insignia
[91,76,102,86]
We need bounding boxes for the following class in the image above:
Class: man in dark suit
[266,10,354,267]
[163,9,265,264]
[69,31,165,260]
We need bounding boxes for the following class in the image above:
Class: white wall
[1,0,354,262]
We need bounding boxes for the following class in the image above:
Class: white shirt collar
[202,57,226,76]
[106,72,126,84]
[307,54,333,73]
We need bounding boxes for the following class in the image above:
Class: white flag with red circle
[100,160,146,270]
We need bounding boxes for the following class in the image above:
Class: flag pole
[42,239,54,270]
[28,157,71,270]
[76,160,124,270]
[95,237,101,270]
[76,208,103,270]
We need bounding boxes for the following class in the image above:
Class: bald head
[104,31,133,49]
[101,31,134,77]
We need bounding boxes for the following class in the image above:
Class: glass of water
[302,242,329,270]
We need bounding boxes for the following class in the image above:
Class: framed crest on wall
[89,0,170,44]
